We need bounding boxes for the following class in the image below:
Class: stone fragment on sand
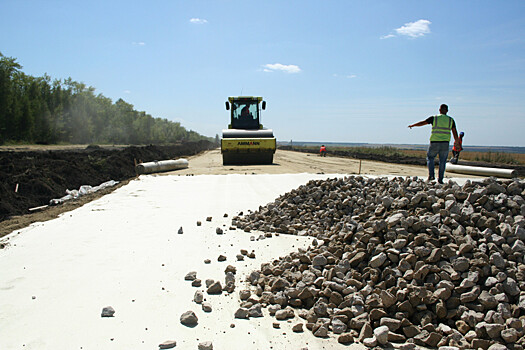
[159,340,177,349]
[202,302,212,313]
[184,271,197,281]
[338,333,354,344]
[191,279,202,287]
[275,308,294,320]
[180,311,198,326]
[225,265,236,274]
[207,281,222,294]
[268,304,281,315]
[249,304,263,317]
[198,341,213,350]
[194,291,204,304]
[234,307,249,319]
[225,271,235,284]
[292,323,304,332]
[331,318,347,334]
[239,290,251,300]
[314,325,328,338]
[101,306,115,317]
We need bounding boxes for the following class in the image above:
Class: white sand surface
[0,173,370,350]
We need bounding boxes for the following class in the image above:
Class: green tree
[0,53,214,145]
[0,53,22,142]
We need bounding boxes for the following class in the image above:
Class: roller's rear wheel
[222,153,273,165]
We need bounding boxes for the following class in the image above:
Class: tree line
[0,52,212,145]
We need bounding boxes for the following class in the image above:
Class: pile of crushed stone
[232,176,525,349]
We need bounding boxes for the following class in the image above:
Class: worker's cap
[460,132,464,136]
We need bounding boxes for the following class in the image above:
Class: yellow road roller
[221,96,276,165]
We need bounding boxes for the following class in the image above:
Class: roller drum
[222,129,274,139]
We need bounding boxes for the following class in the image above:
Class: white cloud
[132,41,146,46]
[262,63,301,74]
[395,19,431,38]
[333,73,357,79]
[124,90,131,94]
[190,18,208,24]
[380,34,396,40]
[381,19,431,39]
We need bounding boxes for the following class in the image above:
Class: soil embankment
[0,141,215,222]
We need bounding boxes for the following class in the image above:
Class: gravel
[230,175,525,348]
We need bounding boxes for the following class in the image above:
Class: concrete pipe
[445,162,517,178]
[136,159,189,175]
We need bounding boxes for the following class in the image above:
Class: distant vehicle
[221,96,276,165]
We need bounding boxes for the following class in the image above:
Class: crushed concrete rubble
[231,176,525,348]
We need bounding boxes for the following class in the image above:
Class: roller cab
[221,96,276,165]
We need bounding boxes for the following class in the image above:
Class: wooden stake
[29,205,48,212]
[358,160,362,175]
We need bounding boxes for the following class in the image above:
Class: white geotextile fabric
[49,180,119,205]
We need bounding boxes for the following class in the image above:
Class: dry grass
[291,145,524,166]
[400,149,525,165]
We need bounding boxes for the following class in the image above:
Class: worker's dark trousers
[427,141,449,180]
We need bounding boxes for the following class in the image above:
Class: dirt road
[172,148,478,179]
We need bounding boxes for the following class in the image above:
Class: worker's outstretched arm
[408,120,429,129]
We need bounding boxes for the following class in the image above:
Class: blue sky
[1,0,524,146]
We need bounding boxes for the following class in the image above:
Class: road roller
[221,96,276,165]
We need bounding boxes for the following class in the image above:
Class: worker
[408,104,460,184]
[240,105,252,119]
[450,131,465,164]
[320,145,327,157]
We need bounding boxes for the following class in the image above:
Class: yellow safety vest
[430,115,453,142]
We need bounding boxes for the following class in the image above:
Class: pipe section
[136,159,189,175]
[445,162,517,178]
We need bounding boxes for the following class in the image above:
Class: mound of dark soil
[0,141,214,221]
